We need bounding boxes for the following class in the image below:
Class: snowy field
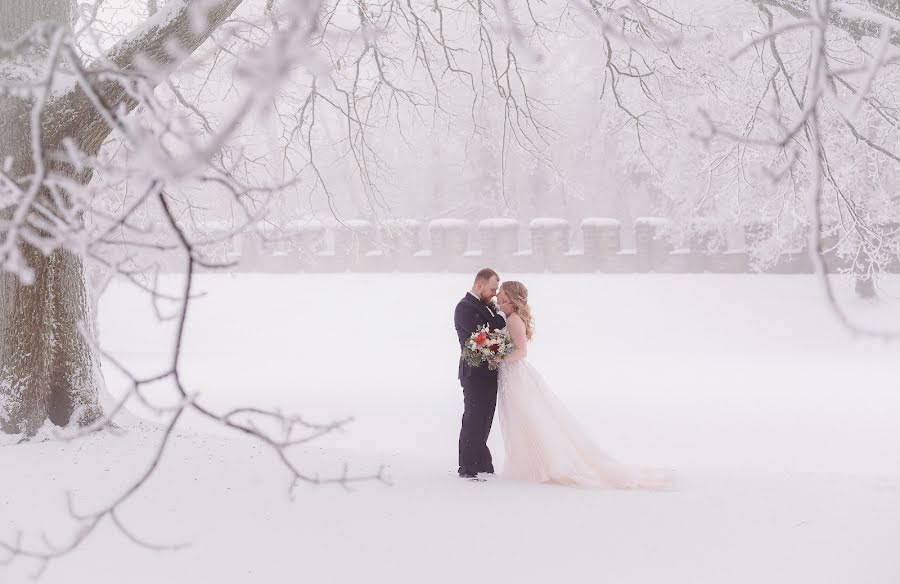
[3,273,900,583]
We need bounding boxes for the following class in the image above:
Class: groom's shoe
[459,471,485,481]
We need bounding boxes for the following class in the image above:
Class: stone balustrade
[184,216,897,274]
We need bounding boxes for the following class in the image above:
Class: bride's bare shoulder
[507,312,525,328]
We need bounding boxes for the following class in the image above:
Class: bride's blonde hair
[500,281,534,340]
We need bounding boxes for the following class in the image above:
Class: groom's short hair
[474,268,499,283]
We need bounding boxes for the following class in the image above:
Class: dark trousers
[458,380,498,475]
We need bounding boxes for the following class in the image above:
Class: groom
[454,268,507,479]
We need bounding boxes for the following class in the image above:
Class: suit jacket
[454,293,507,385]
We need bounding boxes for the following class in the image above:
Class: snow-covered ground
[3,273,900,583]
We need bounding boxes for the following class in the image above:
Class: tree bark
[0,0,71,42]
[0,0,102,436]
[0,0,247,435]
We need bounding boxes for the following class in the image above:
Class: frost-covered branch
[0,0,688,571]
[692,0,900,332]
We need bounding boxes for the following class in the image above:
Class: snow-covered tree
[0,0,251,436]
[0,0,683,566]
[688,0,900,313]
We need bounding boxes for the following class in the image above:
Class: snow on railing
[581,217,621,228]
[478,218,520,229]
[528,217,569,229]
[428,218,469,230]
[175,216,882,275]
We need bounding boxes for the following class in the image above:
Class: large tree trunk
[0,250,103,435]
[0,0,247,435]
[0,0,103,436]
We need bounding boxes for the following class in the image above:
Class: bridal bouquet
[462,326,515,371]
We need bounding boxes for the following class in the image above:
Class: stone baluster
[529,218,570,272]
[478,219,520,268]
[429,219,470,271]
[635,217,669,272]
[581,218,621,270]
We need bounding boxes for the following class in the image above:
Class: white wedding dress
[498,314,669,489]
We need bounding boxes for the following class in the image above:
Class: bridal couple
[454,268,669,488]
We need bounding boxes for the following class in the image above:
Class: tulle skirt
[498,359,669,489]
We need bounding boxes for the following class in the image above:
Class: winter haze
[1,1,899,583]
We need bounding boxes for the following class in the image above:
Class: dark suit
[454,293,507,476]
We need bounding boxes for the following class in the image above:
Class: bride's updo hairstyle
[500,281,534,340]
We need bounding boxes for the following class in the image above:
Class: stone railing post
[384,219,422,256]
[478,218,520,269]
[581,218,621,270]
[429,219,470,271]
[383,219,423,271]
[529,218,570,272]
[635,217,669,272]
[334,219,374,268]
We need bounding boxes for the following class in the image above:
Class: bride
[496,281,669,489]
